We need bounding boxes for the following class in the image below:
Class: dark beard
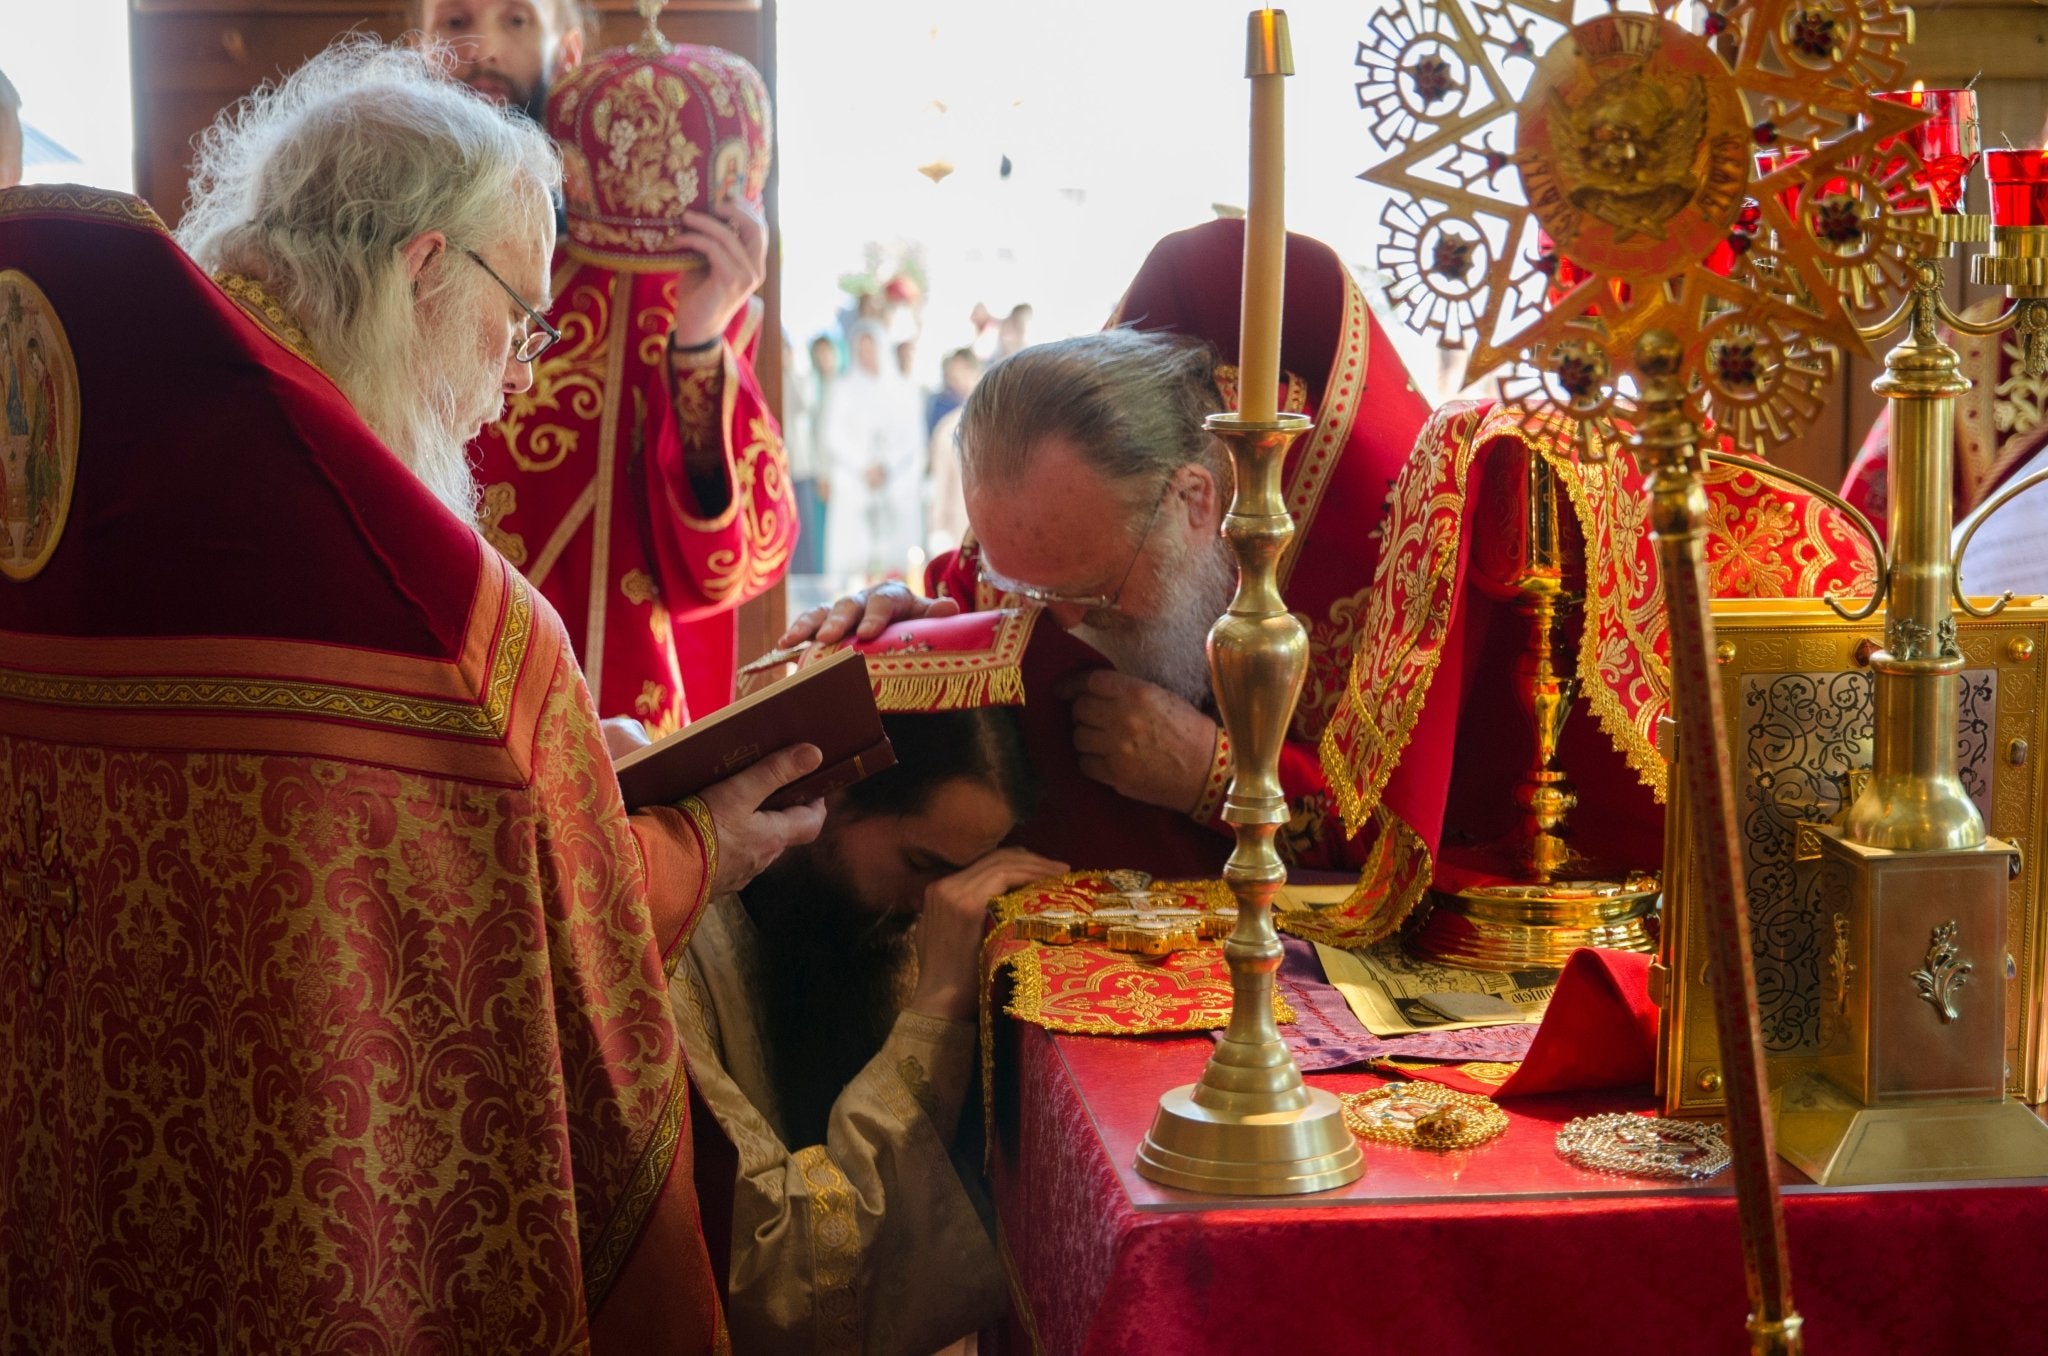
[741,845,916,1149]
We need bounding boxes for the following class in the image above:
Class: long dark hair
[744,705,1036,1149]
[842,705,1039,822]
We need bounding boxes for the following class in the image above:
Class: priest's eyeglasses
[467,249,561,364]
[979,476,1174,611]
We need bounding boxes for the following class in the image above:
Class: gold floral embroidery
[589,68,703,233]
[792,1145,863,1346]
[211,272,321,372]
[495,277,612,474]
[619,568,658,605]
[895,1055,939,1119]
[480,482,529,567]
[634,680,667,720]
[673,359,722,450]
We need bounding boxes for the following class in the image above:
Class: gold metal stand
[1412,444,1659,968]
[1773,219,2048,1186]
[1133,413,1364,1195]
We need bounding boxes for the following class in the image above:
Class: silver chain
[1555,1113,1731,1181]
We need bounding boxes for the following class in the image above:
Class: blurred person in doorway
[823,320,923,584]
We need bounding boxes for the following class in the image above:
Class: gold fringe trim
[870,665,1026,713]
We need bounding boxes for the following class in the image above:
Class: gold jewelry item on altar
[1107,919,1201,957]
[1016,911,1088,945]
[1339,1083,1508,1151]
[1555,1113,1730,1181]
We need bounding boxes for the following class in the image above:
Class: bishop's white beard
[1071,532,1238,708]
[329,272,500,525]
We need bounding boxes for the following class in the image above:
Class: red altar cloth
[992,1027,2048,1356]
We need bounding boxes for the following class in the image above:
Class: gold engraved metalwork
[0,269,80,582]
[1825,914,1853,1016]
[1339,1083,1509,1150]
[1520,16,1744,267]
[1356,0,1923,454]
[1909,919,1971,1023]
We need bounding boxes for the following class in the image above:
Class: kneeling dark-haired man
[673,705,1062,1355]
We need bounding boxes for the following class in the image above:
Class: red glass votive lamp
[1985,148,2048,228]
[1874,87,1979,214]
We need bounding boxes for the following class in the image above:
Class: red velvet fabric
[0,199,474,655]
[992,1026,2048,1356]
[1493,947,1658,1099]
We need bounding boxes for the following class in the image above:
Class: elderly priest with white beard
[0,40,819,1352]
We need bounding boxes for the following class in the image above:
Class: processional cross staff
[1353,0,1934,1350]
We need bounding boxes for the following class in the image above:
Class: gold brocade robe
[474,263,794,735]
[672,895,1005,1356]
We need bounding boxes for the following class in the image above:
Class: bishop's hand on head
[778,579,961,648]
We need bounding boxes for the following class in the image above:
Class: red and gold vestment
[1309,405,1879,946]
[472,39,791,736]
[0,188,724,1353]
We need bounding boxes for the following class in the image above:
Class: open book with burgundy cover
[613,649,896,811]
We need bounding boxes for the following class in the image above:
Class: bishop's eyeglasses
[978,475,1175,611]
[467,249,561,364]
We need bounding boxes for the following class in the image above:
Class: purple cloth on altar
[1248,937,1540,1071]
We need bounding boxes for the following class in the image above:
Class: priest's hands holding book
[906,848,1067,1022]
[609,717,828,899]
[697,743,830,898]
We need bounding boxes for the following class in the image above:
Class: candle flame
[1910,79,1925,107]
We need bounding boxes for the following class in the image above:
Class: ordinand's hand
[1057,669,1217,814]
[698,743,828,897]
[776,579,959,648]
[906,847,1069,1021]
[668,197,769,351]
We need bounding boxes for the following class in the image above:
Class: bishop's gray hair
[956,328,1226,519]
[175,38,560,518]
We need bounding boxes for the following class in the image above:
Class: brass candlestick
[1774,214,2048,1185]
[1134,412,1363,1194]
[1411,442,1659,968]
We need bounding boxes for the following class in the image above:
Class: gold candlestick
[1134,3,1359,1198]
[1410,441,1660,968]
[1134,412,1362,1194]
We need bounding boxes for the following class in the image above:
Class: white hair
[176,38,560,521]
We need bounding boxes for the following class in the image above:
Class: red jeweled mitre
[549,30,771,271]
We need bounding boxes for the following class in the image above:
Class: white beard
[1071,534,1238,707]
[330,276,500,525]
